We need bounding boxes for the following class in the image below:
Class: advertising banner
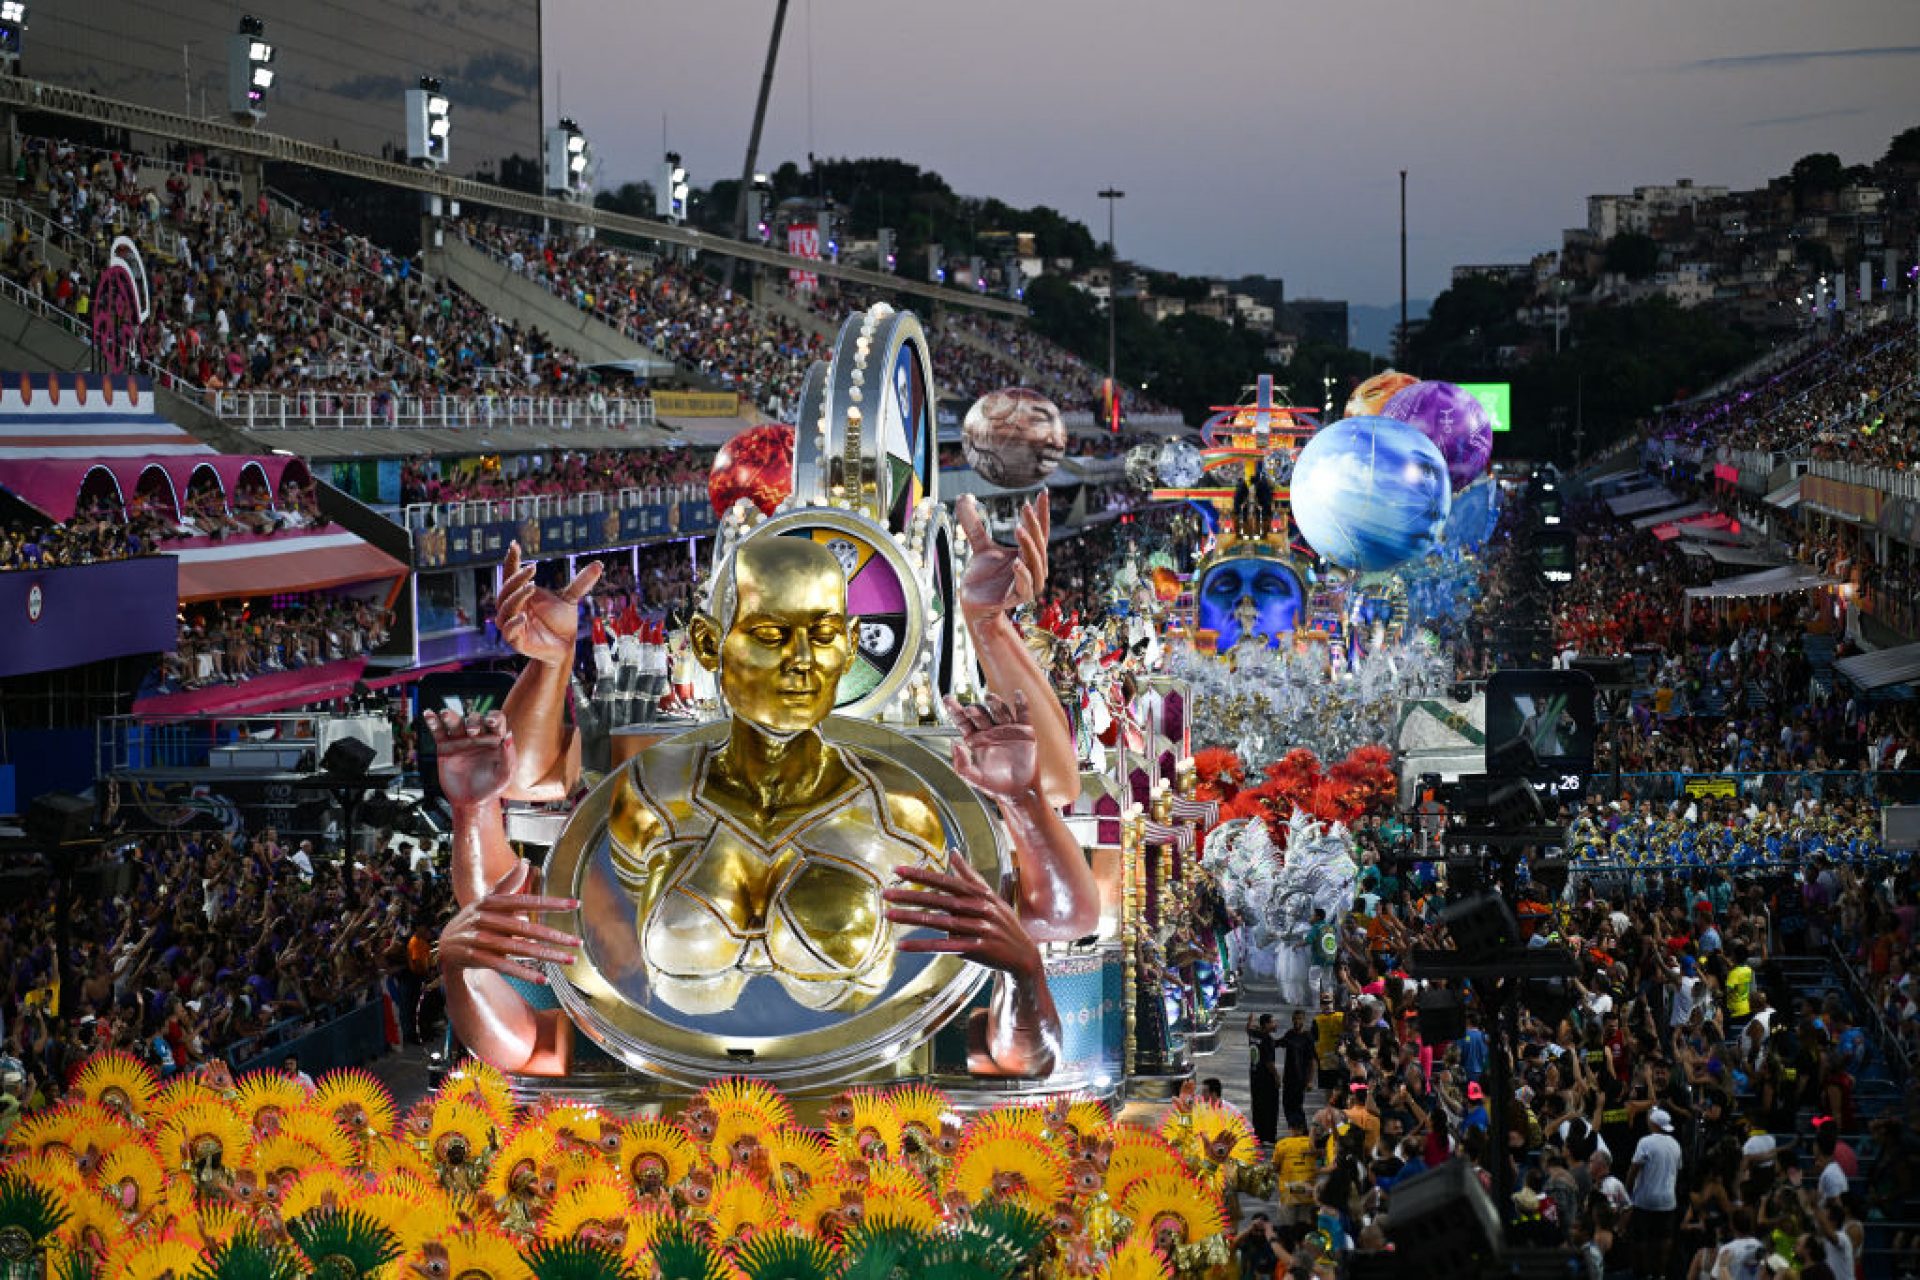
[787,223,819,291]
[415,502,717,569]
[652,391,742,417]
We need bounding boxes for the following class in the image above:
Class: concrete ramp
[423,237,668,368]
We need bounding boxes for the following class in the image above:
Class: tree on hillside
[1789,152,1847,201]
[1603,233,1660,281]
[1884,126,1920,169]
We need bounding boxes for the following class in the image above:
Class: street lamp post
[1099,187,1125,426]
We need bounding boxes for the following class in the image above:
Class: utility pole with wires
[1099,187,1125,427]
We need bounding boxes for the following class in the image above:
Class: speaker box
[27,792,93,846]
[1439,890,1521,961]
[1384,1158,1503,1280]
[320,737,377,777]
[1416,987,1467,1046]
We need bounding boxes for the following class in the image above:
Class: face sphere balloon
[1381,380,1493,491]
[1345,369,1419,420]
[1156,438,1204,489]
[1262,447,1296,487]
[961,387,1066,488]
[708,422,794,517]
[1289,416,1451,572]
[1125,443,1162,491]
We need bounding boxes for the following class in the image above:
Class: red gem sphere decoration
[708,422,795,517]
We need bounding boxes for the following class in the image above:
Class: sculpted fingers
[561,559,604,603]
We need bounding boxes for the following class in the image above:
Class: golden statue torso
[608,735,946,1016]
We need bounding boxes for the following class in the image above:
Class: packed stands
[0,822,449,1097]
[152,596,395,692]
[1650,318,1917,466]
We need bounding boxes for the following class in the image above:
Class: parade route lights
[1,1,27,71]
[406,76,450,168]
[228,16,275,122]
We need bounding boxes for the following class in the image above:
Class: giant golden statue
[432,496,1098,1082]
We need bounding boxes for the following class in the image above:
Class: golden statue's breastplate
[609,740,943,1016]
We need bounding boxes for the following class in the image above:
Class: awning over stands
[1632,501,1708,529]
[173,529,408,602]
[1581,467,1638,486]
[1683,564,1837,600]
[1764,478,1803,510]
[1677,521,1753,546]
[130,657,369,720]
[0,372,309,520]
[1607,487,1679,516]
[1834,641,1920,692]
[1701,544,1785,568]
[1653,512,1733,541]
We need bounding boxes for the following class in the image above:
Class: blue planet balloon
[1289,416,1452,571]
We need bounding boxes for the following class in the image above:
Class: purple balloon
[1381,381,1492,491]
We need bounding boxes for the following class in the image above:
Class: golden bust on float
[430,306,1100,1095]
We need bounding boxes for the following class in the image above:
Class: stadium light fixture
[227,15,274,121]
[0,0,25,70]
[545,118,594,199]
[406,76,451,168]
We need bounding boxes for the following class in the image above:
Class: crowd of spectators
[9,139,604,404]
[400,447,710,508]
[0,506,156,571]
[1648,318,1917,469]
[1282,455,1912,1274]
[0,810,451,1112]
[153,596,393,690]
[1242,836,1914,1280]
[1527,493,1913,801]
[462,223,828,419]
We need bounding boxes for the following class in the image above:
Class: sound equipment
[317,715,394,772]
[1383,1158,1503,1280]
[319,736,377,778]
[1416,987,1467,1046]
[26,792,93,847]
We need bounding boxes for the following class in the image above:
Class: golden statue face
[696,537,853,738]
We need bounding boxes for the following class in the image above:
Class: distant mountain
[1347,300,1431,359]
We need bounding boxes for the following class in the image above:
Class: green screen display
[1458,382,1512,433]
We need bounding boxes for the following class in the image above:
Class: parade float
[0,324,1499,1280]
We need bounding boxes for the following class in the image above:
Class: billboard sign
[787,223,819,291]
[1458,382,1512,433]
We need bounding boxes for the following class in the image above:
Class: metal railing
[210,388,656,432]
[1593,770,1920,806]
[0,271,206,397]
[0,75,1029,316]
[97,711,330,772]
[400,482,703,531]
[1808,458,1920,502]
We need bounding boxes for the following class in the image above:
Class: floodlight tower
[405,76,451,169]
[226,16,275,123]
[0,0,29,75]
[545,117,592,200]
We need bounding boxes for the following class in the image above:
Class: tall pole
[1399,169,1408,368]
[1100,188,1125,427]
[724,0,790,293]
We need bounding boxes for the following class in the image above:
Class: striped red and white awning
[174,528,408,602]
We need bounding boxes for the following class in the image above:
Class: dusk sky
[544,1,1917,307]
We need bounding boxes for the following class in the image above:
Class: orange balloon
[1344,370,1418,420]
